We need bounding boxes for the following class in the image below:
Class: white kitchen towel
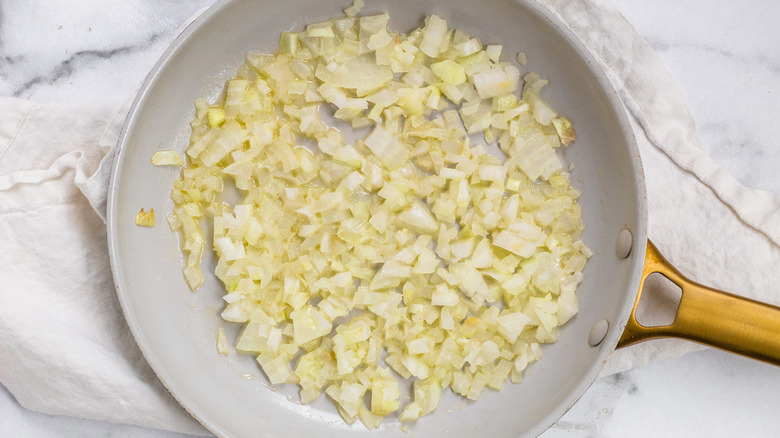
[0,99,207,435]
[1,0,778,435]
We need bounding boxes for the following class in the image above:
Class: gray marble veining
[0,0,214,101]
[644,37,780,76]
[10,33,166,98]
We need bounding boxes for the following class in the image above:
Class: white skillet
[108,0,779,436]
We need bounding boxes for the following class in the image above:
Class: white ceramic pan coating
[108,0,648,436]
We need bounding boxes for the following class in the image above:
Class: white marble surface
[2,0,779,437]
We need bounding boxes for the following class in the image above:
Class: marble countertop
[2,0,779,436]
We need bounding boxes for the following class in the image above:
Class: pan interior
[108,0,647,436]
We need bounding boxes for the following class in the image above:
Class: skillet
[107,0,780,436]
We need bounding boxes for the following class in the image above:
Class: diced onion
[473,65,521,99]
[165,5,590,430]
[135,208,154,227]
[216,328,230,355]
[151,150,185,166]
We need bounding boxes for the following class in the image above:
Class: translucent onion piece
[135,208,154,227]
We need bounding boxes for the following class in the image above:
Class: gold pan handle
[617,240,780,366]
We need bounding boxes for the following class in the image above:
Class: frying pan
[106,0,780,436]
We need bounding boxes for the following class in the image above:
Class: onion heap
[164,1,590,429]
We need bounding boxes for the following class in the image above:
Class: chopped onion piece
[431,60,466,85]
[473,65,520,99]
[364,125,409,170]
[397,202,438,235]
[216,328,229,355]
[344,0,364,16]
[552,117,576,146]
[152,150,185,166]
[419,15,448,58]
[135,208,154,227]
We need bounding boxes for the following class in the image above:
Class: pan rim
[516,1,648,435]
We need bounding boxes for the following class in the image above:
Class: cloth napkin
[1,0,778,434]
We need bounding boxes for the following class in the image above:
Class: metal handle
[617,240,780,366]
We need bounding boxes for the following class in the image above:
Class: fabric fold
[542,0,780,247]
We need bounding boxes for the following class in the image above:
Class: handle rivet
[589,320,609,346]
[616,229,633,258]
